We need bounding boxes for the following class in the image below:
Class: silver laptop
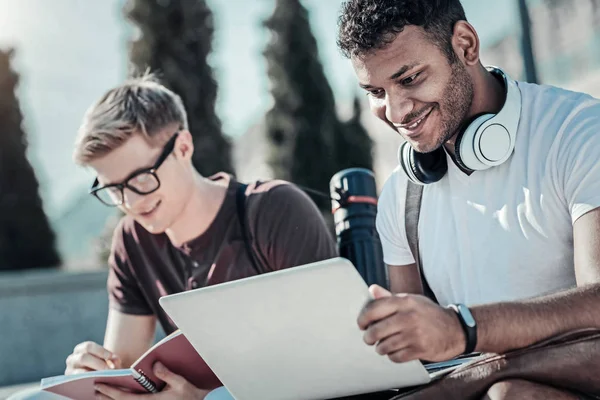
[159,257,466,400]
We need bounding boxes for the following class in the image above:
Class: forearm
[472,283,600,354]
[104,309,156,366]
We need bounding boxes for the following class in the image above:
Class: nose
[384,92,413,126]
[123,189,144,210]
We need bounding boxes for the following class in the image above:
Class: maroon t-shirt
[107,173,338,334]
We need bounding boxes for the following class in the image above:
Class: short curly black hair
[337,0,467,61]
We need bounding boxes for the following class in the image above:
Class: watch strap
[448,303,477,355]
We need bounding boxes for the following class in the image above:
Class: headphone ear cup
[399,142,448,184]
[412,149,448,184]
[453,127,470,171]
[454,113,494,171]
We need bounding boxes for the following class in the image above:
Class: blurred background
[0,0,598,396]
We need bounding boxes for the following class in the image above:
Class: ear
[451,21,480,67]
[173,130,195,162]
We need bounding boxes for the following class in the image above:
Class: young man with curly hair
[338,0,600,398]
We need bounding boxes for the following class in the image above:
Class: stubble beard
[429,60,474,153]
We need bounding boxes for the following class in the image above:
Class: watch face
[458,304,477,328]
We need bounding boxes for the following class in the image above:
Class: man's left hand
[95,362,211,399]
[358,285,466,363]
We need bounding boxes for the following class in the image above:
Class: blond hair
[73,73,188,165]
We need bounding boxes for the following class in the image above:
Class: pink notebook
[40,330,222,400]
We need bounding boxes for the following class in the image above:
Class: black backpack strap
[235,183,263,276]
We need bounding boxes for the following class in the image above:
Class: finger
[375,332,411,356]
[106,356,123,370]
[75,342,116,361]
[65,366,94,375]
[387,346,420,363]
[154,362,188,390]
[369,284,392,299]
[72,352,114,371]
[95,384,138,400]
[95,391,114,400]
[95,384,118,399]
[357,296,406,330]
[66,352,106,373]
[363,312,407,345]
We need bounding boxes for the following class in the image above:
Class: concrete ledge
[0,268,109,387]
[0,268,108,297]
[0,381,40,399]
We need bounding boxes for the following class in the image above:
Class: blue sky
[0,0,517,219]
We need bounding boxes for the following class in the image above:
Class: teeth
[404,109,431,130]
[408,116,423,129]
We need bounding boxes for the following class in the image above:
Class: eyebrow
[97,165,153,188]
[359,62,421,89]
[123,165,155,181]
[389,63,420,80]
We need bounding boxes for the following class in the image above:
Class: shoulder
[518,81,600,140]
[513,82,600,173]
[378,165,409,219]
[518,80,598,109]
[245,179,319,214]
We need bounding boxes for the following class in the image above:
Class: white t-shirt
[376,81,600,307]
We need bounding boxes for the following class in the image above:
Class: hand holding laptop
[158,258,479,400]
[158,258,438,400]
[358,285,467,364]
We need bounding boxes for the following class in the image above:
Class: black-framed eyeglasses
[89,132,180,207]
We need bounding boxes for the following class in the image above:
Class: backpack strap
[405,181,438,302]
[235,183,263,276]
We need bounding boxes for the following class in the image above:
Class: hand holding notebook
[41,330,222,400]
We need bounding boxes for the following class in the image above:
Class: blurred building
[481,0,600,96]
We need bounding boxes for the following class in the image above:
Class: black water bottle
[330,168,388,289]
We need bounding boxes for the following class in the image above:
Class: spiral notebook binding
[132,369,159,393]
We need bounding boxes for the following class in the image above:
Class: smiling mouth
[395,107,433,137]
[140,200,161,217]
[399,108,433,129]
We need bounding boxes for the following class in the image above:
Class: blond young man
[64,75,337,399]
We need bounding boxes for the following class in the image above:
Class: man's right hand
[65,341,122,375]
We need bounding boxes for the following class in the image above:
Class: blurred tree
[336,96,374,172]
[0,49,61,270]
[263,0,363,213]
[124,0,233,176]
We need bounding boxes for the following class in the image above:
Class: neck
[444,66,506,155]
[165,174,228,247]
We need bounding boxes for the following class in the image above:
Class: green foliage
[0,48,61,270]
[124,0,233,177]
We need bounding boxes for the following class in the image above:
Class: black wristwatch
[448,303,477,355]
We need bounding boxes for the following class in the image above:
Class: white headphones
[398,66,522,185]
